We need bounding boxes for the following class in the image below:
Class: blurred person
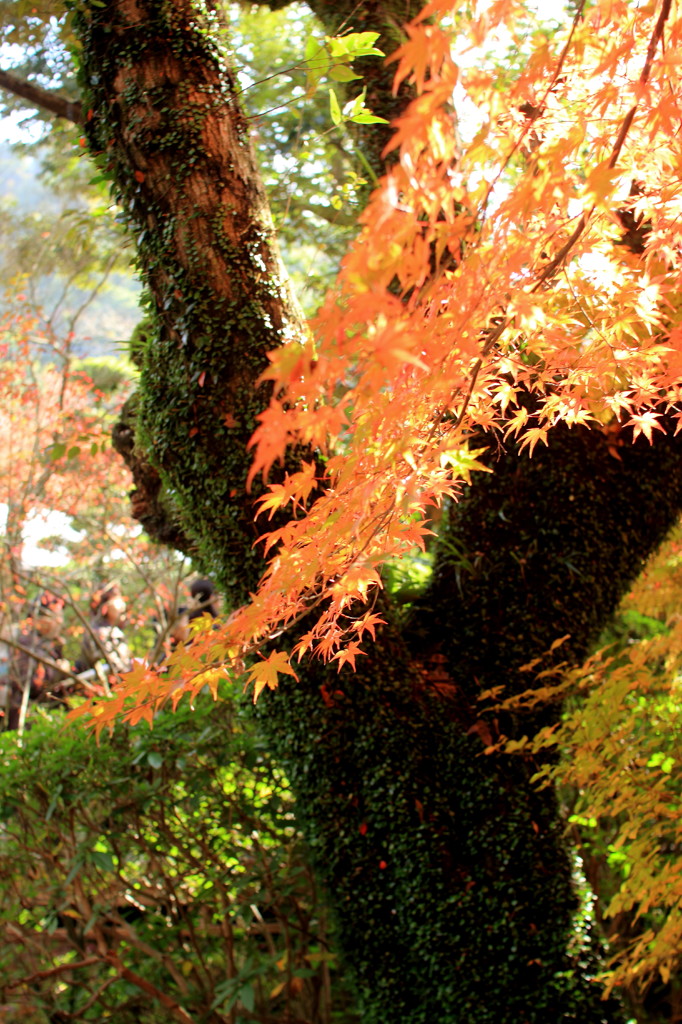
[187,578,221,622]
[2,592,70,731]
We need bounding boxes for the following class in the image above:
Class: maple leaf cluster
[500,524,682,997]
[87,0,682,722]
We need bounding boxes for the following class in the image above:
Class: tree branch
[0,67,83,124]
[6,956,100,988]
[106,952,196,1024]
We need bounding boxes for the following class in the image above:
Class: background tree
[0,300,190,704]
[3,1,682,1023]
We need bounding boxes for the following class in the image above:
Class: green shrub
[0,694,355,1023]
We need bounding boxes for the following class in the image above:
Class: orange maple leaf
[247,650,300,701]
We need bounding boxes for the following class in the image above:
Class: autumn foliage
[520,525,682,1000]
[0,306,129,595]
[246,0,682,677]
[74,0,682,723]
[0,303,184,656]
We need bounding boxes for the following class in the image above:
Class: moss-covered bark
[258,629,621,1024]
[73,0,306,602]
[72,2,682,1023]
[414,423,682,704]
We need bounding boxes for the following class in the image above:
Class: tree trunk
[72,2,682,1022]
[75,0,306,602]
[257,422,682,1024]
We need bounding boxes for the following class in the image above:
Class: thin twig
[6,957,100,988]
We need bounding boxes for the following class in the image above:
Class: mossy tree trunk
[76,0,307,596]
[73,2,682,1022]
[258,424,682,1024]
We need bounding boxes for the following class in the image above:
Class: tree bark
[74,0,306,602]
[71,2,682,1022]
[257,421,682,1024]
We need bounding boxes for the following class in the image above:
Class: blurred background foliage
[0,0,362,354]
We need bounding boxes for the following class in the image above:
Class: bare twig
[6,956,100,988]
[106,952,197,1024]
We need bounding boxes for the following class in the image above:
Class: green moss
[256,627,622,1024]
[417,423,682,713]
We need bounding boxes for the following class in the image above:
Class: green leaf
[209,979,238,1012]
[330,64,362,83]
[304,33,323,61]
[327,32,384,59]
[329,88,343,126]
[240,984,255,1012]
[349,112,390,124]
[346,89,368,118]
[65,857,83,886]
[45,783,63,821]
[90,849,115,872]
[45,910,59,935]
[49,442,67,461]
[343,88,390,125]
[147,751,163,769]
[304,33,329,93]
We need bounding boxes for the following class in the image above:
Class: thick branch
[93,0,420,555]
[0,68,82,123]
[6,957,101,991]
[410,420,682,711]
